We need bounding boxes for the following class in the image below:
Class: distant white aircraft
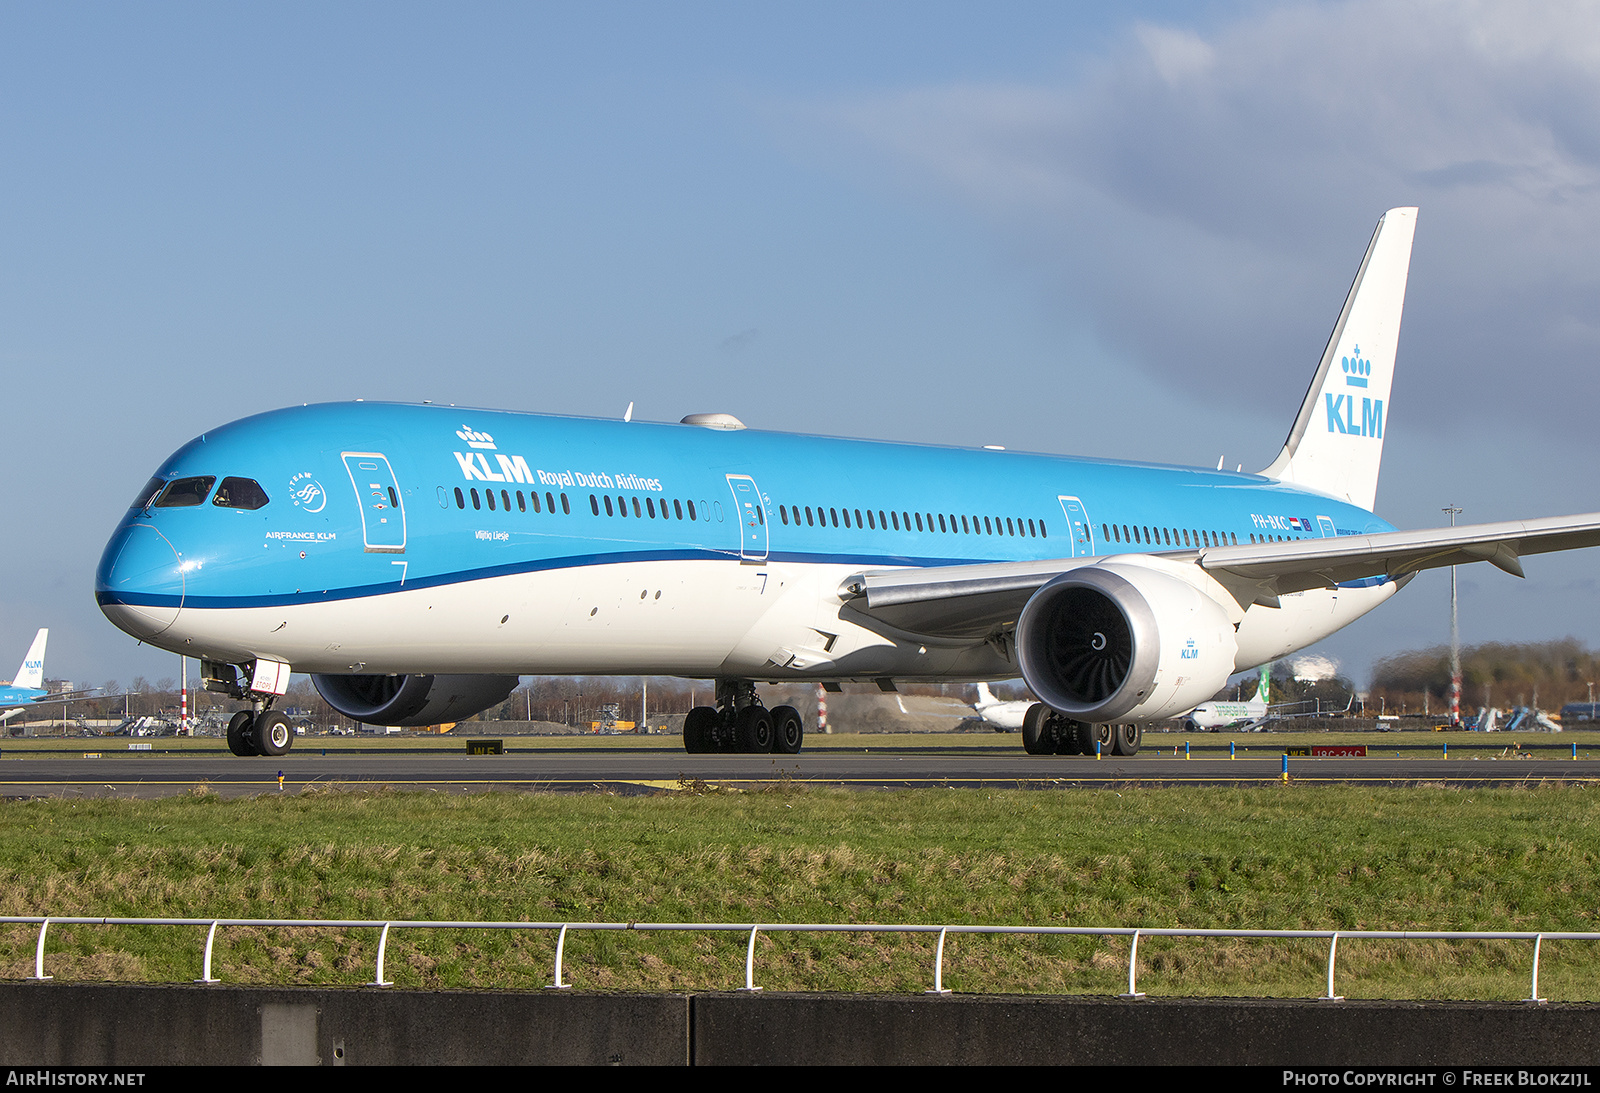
[971,682,1032,732]
[1186,665,1272,730]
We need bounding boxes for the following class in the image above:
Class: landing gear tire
[255,711,294,757]
[226,711,257,756]
[771,705,804,754]
[684,706,718,753]
[737,705,775,753]
[1060,719,1097,756]
[1112,722,1142,756]
[1022,703,1057,755]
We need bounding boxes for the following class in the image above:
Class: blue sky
[5,1,1600,691]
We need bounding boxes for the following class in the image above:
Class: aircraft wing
[845,512,1600,640]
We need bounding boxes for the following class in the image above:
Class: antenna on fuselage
[623,401,634,422]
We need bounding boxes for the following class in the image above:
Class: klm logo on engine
[452,425,536,485]
[1325,345,1382,438]
[1180,639,1199,660]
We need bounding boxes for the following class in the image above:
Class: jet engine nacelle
[1016,562,1238,723]
[311,673,520,727]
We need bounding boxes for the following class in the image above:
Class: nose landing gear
[208,658,295,758]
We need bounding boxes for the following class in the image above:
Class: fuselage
[96,402,1399,685]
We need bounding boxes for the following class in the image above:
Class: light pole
[1443,505,1463,726]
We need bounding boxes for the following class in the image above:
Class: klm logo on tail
[1325,344,1383,438]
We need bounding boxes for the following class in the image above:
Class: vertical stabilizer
[975,682,996,707]
[14,629,47,690]
[1255,664,1271,705]
[1260,208,1417,512]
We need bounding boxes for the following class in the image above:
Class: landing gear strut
[683,680,805,755]
[207,658,294,758]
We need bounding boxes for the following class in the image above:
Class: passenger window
[153,476,216,508]
[633,497,642,518]
[212,477,269,511]
[471,488,481,510]
[688,500,697,521]
[487,489,496,511]
[561,493,570,514]
[502,490,510,511]
[455,487,465,509]
[590,495,600,516]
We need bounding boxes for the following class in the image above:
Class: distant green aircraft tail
[1254,665,1271,705]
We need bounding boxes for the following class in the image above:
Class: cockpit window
[151,476,217,508]
[213,477,270,510]
[130,477,166,511]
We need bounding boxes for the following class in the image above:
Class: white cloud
[809,0,1600,439]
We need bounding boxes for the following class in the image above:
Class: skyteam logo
[1326,342,1383,439]
[1341,345,1371,388]
[288,472,327,513]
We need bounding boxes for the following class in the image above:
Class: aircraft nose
[95,522,185,640]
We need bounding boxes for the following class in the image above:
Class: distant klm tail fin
[1260,207,1417,512]
[14,629,46,690]
[975,681,997,707]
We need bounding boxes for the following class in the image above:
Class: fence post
[196,920,221,984]
[1528,934,1547,1004]
[741,926,764,992]
[1121,930,1146,999]
[547,924,572,990]
[1321,933,1343,1001]
[373,922,394,987]
[926,927,952,995]
[30,919,51,981]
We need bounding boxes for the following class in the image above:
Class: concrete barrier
[0,983,687,1066]
[2,982,1599,1065]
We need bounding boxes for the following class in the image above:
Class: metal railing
[4,916,1592,1001]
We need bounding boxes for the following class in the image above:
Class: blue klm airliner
[95,209,1600,758]
[0,629,54,722]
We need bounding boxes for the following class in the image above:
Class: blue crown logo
[1342,345,1371,388]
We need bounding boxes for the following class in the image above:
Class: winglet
[1260,208,1417,512]
[13,629,47,691]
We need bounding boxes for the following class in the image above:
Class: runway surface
[2,743,1597,797]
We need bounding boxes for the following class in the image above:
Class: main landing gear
[683,680,805,754]
[1021,703,1140,756]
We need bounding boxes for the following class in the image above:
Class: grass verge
[2,781,1598,999]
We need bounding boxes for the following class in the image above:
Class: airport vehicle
[971,682,1032,732]
[95,208,1600,757]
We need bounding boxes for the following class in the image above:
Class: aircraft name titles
[453,451,663,493]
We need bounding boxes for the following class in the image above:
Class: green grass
[3,782,1600,999]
